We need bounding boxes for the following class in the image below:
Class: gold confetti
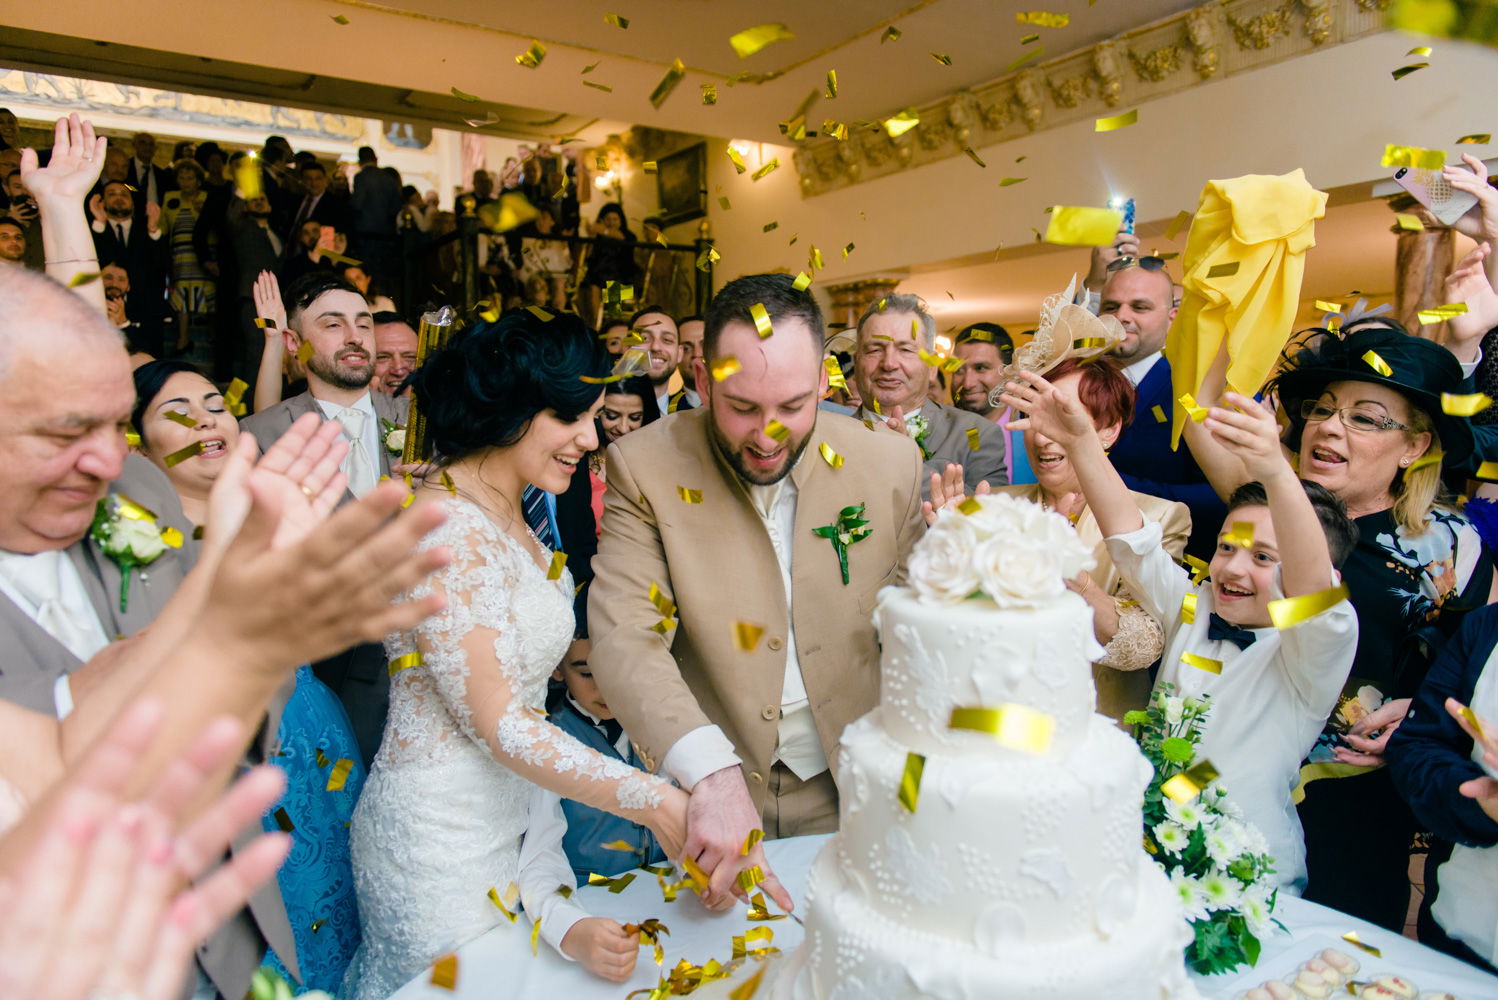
[253,316,274,329]
[931,52,953,65]
[842,242,855,259]
[69,272,101,288]
[530,918,541,956]
[1095,109,1138,132]
[326,758,353,791]
[331,14,349,23]
[588,871,638,893]
[1393,212,1427,231]
[1181,652,1223,674]
[163,441,204,467]
[273,807,294,832]
[605,12,629,28]
[999,176,1027,187]
[1205,261,1241,278]
[696,245,721,272]
[881,25,902,42]
[898,752,925,812]
[949,704,1054,753]
[1044,206,1125,246]
[313,248,362,267]
[729,23,794,59]
[736,865,765,892]
[159,526,183,549]
[295,340,314,364]
[726,147,748,174]
[1313,299,1343,313]
[1165,209,1193,240]
[388,652,422,676]
[1184,553,1210,584]
[1418,303,1470,324]
[515,41,547,69]
[1458,133,1492,144]
[1020,32,1040,44]
[1392,63,1429,80]
[162,410,197,429]
[733,621,765,651]
[1341,931,1381,958]
[1443,392,1492,416]
[1151,404,1168,423]
[718,195,732,210]
[700,83,718,105]
[1407,449,1445,473]
[1477,461,1498,480]
[1007,46,1044,70]
[750,158,781,181]
[750,302,774,338]
[822,355,845,391]
[957,497,984,515]
[648,581,677,619]
[601,840,637,852]
[883,108,920,138]
[1161,759,1220,803]
[450,86,480,103]
[1267,582,1350,629]
[822,120,848,141]
[1381,144,1444,170]
[1457,702,1486,739]
[582,80,614,92]
[1362,349,1393,376]
[677,485,703,503]
[1181,592,1197,625]
[963,147,987,167]
[825,69,838,98]
[764,420,790,442]
[808,246,825,271]
[649,58,686,109]
[741,829,765,856]
[792,271,813,291]
[729,962,768,1000]
[547,551,567,581]
[1017,10,1069,27]
[1223,521,1255,549]
[761,221,778,233]
[711,357,742,381]
[819,441,845,468]
[429,954,458,990]
[966,427,981,451]
[315,748,331,768]
[1407,45,1434,57]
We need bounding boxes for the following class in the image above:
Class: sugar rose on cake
[913,493,1094,607]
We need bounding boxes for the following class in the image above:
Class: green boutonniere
[812,503,873,585]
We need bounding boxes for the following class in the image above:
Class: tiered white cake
[768,495,1199,1000]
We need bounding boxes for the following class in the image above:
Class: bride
[345,310,689,998]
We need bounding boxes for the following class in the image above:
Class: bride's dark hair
[409,308,609,463]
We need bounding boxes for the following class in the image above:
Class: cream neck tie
[337,406,377,497]
[0,551,106,663]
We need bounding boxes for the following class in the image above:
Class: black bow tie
[1207,613,1258,650]
[598,718,624,748]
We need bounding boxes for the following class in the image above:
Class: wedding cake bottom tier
[767,844,1200,1000]
[834,710,1155,943]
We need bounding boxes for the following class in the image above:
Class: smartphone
[1393,166,1479,227]
[1109,196,1136,235]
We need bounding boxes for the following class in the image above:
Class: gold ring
[300,484,316,498]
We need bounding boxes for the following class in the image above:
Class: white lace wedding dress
[343,498,668,999]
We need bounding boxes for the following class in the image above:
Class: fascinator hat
[987,275,1126,409]
[1267,326,1472,465]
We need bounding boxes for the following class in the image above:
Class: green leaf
[1161,737,1194,763]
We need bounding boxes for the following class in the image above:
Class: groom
[589,273,925,909]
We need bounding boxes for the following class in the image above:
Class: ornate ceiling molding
[791,0,1392,197]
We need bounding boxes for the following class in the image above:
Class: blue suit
[547,691,666,880]
[1108,356,1226,561]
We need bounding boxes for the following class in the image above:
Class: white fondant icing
[1019,848,1073,899]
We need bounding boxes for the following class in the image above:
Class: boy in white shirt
[1000,374,1359,893]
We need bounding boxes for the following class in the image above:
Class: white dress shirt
[315,393,382,495]
[1121,350,1165,387]
[133,158,158,205]
[0,549,112,718]
[518,786,593,959]
[858,403,923,426]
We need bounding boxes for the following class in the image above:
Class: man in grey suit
[241,270,407,762]
[0,264,299,999]
[852,293,1008,499]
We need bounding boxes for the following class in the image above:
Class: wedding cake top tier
[878,494,1099,756]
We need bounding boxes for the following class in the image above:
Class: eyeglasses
[1299,399,1411,432]
[1106,255,1167,273]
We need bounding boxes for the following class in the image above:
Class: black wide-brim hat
[1268,327,1473,466]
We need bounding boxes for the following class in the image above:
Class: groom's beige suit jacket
[589,408,925,816]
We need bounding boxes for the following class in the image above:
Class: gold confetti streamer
[69,272,101,288]
[295,340,314,364]
[163,441,204,467]
[1382,144,1444,170]
[1017,11,1069,27]
[680,856,709,893]
[273,807,294,832]
[1477,461,1498,480]
[764,420,790,442]
[1181,592,1197,625]
[1095,109,1138,132]
[601,840,637,852]
[450,87,480,103]
[388,652,422,676]
[726,146,748,173]
[1457,133,1492,145]
[531,918,541,956]
[588,872,638,893]
[252,316,274,329]
[1362,349,1393,376]
[957,497,983,515]
[822,120,848,141]
[1184,554,1210,584]
[808,246,825,271]
[701,83,718,105]
[326,758,353,791]
[1205,261,1241,279]
[1457,701,1486,739]
[582,80,614,92]
[649,58,686,109]
[949,704,1054,753]
[965,427,981,451]
[822,356,845,391]
[881,26,902,42]
[1392,63,1429,80]
[515,41,547,68]
[1442,392,1492,416]
[729,23,794,58]
[1161,759,1220,803]
[1044,206,1124,245]
[1181,652,1223,674]
[1165,209,1193,240]
[331,14,349,24]
[677,485,703,503]
[741,829,765,856]
[750,302,774,338]
[648,582,677,619]
[1007,46,1045,71]
[711,357,742,381]
[1406,449,1445,474]
[792,271,813,291]
[736,865,765,892]
[1223,521,1255,549]
[1267,582,1350,629]
[999,176,1027,187]
[547,551,567,580]
[931,52,953,65]
[487,883,521,922]
[963,147,987,167]
[1341,931,1381,958]
[1408,45,1434,57]
[1394,212,1426,231]
[718,195,732,210]
[223,378,248,417]
[1314,299,1343,314]
[1020,32,1040,44]
[825,70,838,98]
[1151,404,1168,423]
[605,12,629,28]
[642,161,658,174]
[898,752,925,812]
[1418,303,1470,324]
[162,410,197,429]
[733,621,765,651]
[429,955,458,990]
[750,158,780,181]
[761,222,778,235]
[1180,394,1210,425]
[883,109,920,138]
[819,441,845,468]
[159,526,183,549]
[315,748,331,768]
[696,245,721,272]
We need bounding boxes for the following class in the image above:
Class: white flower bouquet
[1125,686,1280,975]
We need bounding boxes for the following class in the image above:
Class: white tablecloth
[392,835,1498,999]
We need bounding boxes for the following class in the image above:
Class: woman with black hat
[1197,322,1498,930]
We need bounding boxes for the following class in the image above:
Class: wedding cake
[766,495,1199,999]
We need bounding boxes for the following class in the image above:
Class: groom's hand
[684,766,794,913]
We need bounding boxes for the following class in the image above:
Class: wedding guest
[599,318,629,356]
[2,168,43,270]
[1388,607,1498,974]
[160,158,214,366]
[373,311,419,395]
[580,201,637,322]
[281,218,335,287]
[853,293,1007,499]
[628,306,682,416]
[671,315,705,412]
[590,272,926,912]
[349,145,402,283]
[950,322,1029,483]
[131,361,237,528]
[90,178,169,356]
[0,217,26,266]
[126,131,172,208]
[1003,370,1358,892]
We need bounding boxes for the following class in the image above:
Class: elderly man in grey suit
[241,270,406,762]
[0,262,300,1000]
[853,293,1008,499]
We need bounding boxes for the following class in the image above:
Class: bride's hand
[650,784,690,861]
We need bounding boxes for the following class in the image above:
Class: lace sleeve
[408,507,668,816]
[1096,597,1165,673]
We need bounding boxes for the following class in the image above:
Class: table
[392,835,1498,999]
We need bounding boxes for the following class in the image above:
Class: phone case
[1393,167,1480,227]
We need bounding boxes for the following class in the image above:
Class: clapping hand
[203,413,347,556]
[921,463,993,526]
[1334,698,1413,767]
[998,371,1095,448]
[1202,392,1287,483]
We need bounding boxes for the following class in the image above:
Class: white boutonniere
[380,417,406,456]
[89,494,184,612]
[904,412,932,458]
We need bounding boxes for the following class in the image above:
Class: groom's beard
[708,413,814,487]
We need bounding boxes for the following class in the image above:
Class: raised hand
[1085,228,1141,291]
[1441,243,1498,363]
[1445,154,1498,247]
[1202,392,1287,484]
[251,270,288,336]
[998,370,1095,449]
[921,463,993,526]
[18,113,105,208]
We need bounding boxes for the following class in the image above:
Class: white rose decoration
[386,428,406,454]
[909,512,983,603]
[109,518,167,561]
